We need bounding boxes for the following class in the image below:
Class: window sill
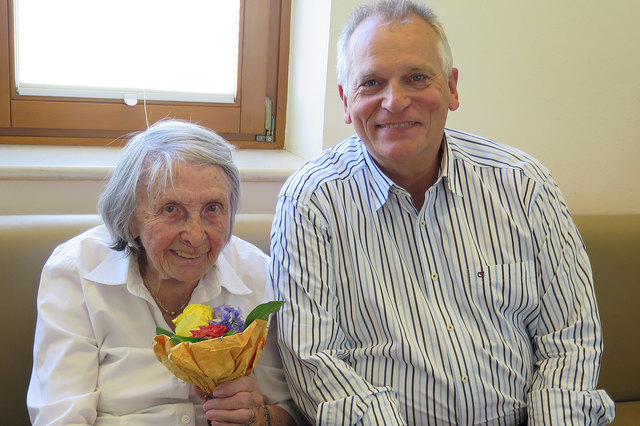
[0,144,306,182]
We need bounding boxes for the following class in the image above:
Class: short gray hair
[98,120,240,255]
[336,0,453,92]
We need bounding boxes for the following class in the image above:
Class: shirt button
[462,375,469,383]
[431,272,438,280]
[394,188,403,195]
[419,220,426,226]
[181,414,191,424]
[447,324,455,331]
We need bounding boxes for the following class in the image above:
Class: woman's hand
[202,376,266,425]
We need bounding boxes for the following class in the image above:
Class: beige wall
[287,0,640,215]
[2,1,639,216]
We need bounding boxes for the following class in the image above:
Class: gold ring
[246,406,257,425]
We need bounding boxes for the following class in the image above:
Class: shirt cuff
[527,388,616,425]
[316,386,406,425]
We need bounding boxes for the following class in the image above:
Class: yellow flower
[173,304,214,337]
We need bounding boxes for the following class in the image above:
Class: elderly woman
[27,121,303,425]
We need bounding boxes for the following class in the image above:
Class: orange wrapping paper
[153,319,268,394]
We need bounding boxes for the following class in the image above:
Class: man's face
[339,15,459,177]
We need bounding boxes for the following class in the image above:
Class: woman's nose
[380,80,411,113]
[180,216,206,245]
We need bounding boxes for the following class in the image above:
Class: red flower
[192,324,229,338]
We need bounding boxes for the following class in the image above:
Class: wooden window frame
[0,0,290,148]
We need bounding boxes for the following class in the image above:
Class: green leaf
[244,301,285,330]
[169,335,207,344]
[156,326,207,344]
[156,327,174,337]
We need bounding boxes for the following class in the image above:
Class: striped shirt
[270,129,615,425]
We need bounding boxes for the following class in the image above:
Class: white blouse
[27,225,299,425]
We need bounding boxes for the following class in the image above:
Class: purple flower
[211,304,245,333]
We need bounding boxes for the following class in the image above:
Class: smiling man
[270,1,615,425]
[339,10,458,208]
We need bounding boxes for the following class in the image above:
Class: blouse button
[181,414,191,424]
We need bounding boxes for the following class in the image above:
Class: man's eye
[410,74,428,82]
[206,204,220,213]
[363,79,378,87]
[163,205,177,213]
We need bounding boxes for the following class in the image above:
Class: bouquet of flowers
[153,301,284,396]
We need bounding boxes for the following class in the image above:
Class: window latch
[255,97,275,142]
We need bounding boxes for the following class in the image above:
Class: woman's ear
[130,220,139,239]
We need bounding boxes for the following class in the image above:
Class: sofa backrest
[573,215,640,403]
[0,213,637,424]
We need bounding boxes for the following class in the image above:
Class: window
[0,0,291,148]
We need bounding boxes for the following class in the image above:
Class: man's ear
[448,67,460,112]
[338,85,352,124]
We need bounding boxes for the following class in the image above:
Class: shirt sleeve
[526,177,616,425]
[252,308,308,425]
[270,194,407,425]
[27,247,100,425]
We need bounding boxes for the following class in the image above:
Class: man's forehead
[347,18,442,77]
[351,13,432,41]
[349,16,438,57]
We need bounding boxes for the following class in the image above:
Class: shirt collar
[442,130,464,197]
[195,250,254,300]
[81,242,131,285]
[360,142,396,211]
[360,132,463,211]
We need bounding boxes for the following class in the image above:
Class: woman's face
[130,162,232,284]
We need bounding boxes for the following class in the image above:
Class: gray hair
[336,0,453,92]
[98,120,240,255]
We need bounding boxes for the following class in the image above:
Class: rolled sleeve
[527,179,615,425]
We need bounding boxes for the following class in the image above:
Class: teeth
[381,122,415,128]
[173,250,201,259]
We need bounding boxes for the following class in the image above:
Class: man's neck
[383,147,443,209]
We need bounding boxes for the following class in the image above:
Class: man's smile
[378,121,418,128]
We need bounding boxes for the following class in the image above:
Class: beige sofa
[0,213,638,425]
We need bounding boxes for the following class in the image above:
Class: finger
[206,406,259,425]
[212,376,259,398]
[204,389,261,411]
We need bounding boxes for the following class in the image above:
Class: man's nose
[380,80,410,113]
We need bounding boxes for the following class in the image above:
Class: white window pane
[14,0,240,103]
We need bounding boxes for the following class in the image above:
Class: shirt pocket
[465,261,537,342]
